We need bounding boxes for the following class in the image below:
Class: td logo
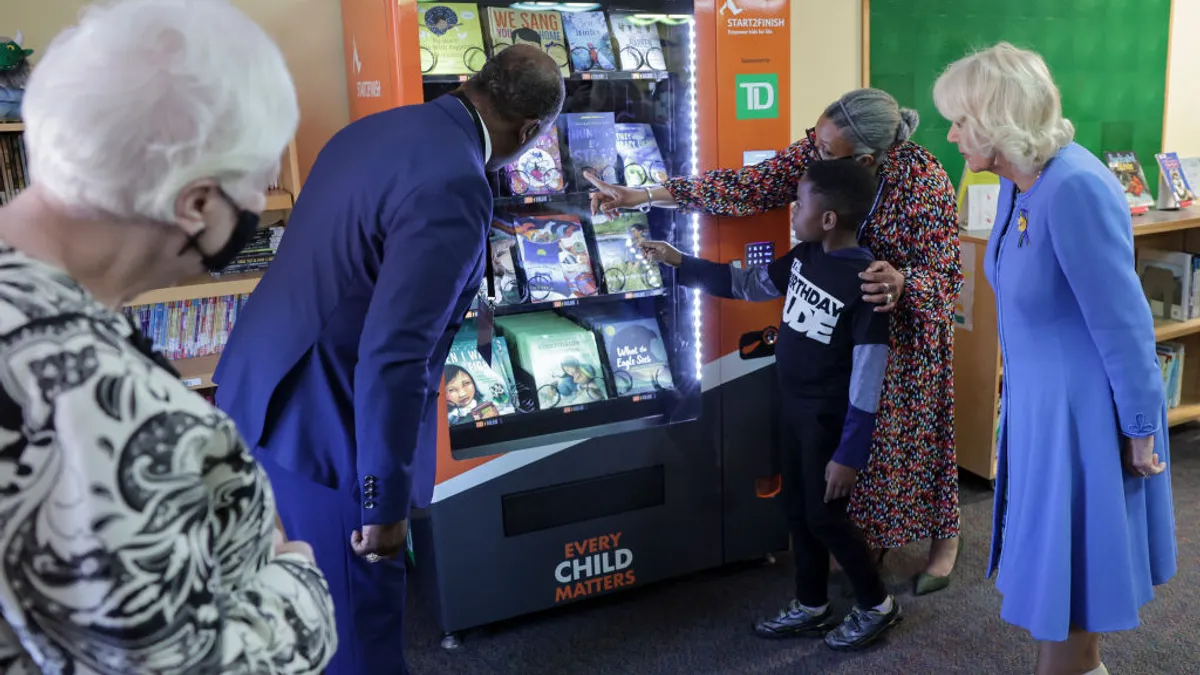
[736,74,778,120]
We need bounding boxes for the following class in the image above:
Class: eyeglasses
[806,127,841,161]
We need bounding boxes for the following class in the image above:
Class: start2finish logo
[736,73,778,120]
[554,532,635,603]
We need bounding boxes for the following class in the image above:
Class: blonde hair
[932,42,1074,174]
[22,0,299,221]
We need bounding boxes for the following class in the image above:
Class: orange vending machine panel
[341,0,791,644]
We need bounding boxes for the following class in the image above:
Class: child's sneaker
[823,596,902,651]
[753,599,836,639]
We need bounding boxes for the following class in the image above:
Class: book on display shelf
[417,2,489,75]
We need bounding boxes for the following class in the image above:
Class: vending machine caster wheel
[440,633,462,651]
[763,553,777,566]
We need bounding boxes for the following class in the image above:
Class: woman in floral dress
[589,88,963,600]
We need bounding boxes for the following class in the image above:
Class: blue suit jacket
[214,95,492,526]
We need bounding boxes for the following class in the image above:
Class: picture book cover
[614,123,668,188]
[596,316,673,395]
[512,214,600,301]
[1156,152,1196,208]
[444,336,518,425]
[562,11,617,72]
[1179,156,1200,194]
[523,330,609,409]
[503,129,565,196]
[591,211,661,293]
[485,7,570,75]
[609,13,666,71]
[489,225,524,305]
[417,3,488,75]
[1104,151,1155,214]
[563,112,619,188]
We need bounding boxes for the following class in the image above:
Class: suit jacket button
[364,475,377,484]
[364,500,376,509]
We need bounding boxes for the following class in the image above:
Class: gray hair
[823,88,920,162]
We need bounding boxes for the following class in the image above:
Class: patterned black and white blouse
[0,246,337,674]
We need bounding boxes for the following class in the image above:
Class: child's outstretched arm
[639,241,782,301]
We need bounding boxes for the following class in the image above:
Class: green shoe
[913,572,951,596]
[913,537,961,596]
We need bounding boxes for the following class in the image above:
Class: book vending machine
[340,0,793,646]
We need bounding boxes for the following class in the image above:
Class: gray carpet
[405,429,1200,674]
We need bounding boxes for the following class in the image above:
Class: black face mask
[180,188,261,273]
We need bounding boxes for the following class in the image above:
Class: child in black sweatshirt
[640,158,899,651]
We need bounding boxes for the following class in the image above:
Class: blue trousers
[257,453,410,675]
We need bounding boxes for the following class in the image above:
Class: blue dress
[985,143,1177,642]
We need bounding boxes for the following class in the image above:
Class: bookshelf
[955,207,1200,480]
[0,123,300,390]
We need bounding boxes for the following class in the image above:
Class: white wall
[789,0,862,141]
[1164,0,1200,154]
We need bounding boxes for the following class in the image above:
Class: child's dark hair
[801,158,879,231]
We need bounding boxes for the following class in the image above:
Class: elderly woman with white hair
[935,42,1176,675]
[0,1,337,673]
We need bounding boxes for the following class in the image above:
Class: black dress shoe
[753,600,836,639]
[823,598,902,651]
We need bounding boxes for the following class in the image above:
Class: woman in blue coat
[934,43,1177,675]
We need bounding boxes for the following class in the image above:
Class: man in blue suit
[214,45,564,675]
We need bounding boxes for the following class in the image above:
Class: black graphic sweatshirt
[678,242,890,469]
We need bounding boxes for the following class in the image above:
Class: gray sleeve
[848,344,889,413]
[730,264,782,302]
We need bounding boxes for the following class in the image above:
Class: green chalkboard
[869,0,1171,189]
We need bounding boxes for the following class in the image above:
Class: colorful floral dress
[665,137,963,548]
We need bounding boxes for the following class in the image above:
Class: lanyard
[857,178,888,240]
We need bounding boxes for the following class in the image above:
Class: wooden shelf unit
[955,207,1200,480]
[127,270,263,306]
[0,124,302,386]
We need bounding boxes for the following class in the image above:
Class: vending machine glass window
[416,2,704,459]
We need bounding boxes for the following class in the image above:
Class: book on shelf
[581,311,674,396]
[614,123,668,188]
[561,111,619,189]
[496,313,609,410]
[561,11,617,72]
[213,225,283,276]
[591,211,662,293]
[484,7,570,75]
[445,329,520,425]
[1104,151,1155,215]
[417,3,488,75]
[125,293,250,361]
[609,13,665,71]
[501,129,565,197]
[510,213,600,302]
[1155,152,1196,210]
[1157,341,1185,408]
[0,131,28,205]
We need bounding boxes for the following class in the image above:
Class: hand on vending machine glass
[585,170,647,215]
[639,240,683,267]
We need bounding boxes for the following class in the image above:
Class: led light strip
[687,16,702,384]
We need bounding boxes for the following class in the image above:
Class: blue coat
[215,94,492,527]
[986,143,1177,641]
